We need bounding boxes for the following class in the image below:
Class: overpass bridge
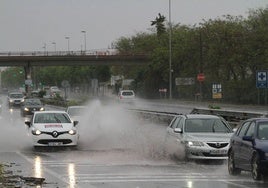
[0,50,150,67]
[0,50,151,93]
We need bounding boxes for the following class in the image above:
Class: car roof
[9,92,23,94]
[245,118,268,122]
[67,106,86,108]
[34,111,66,114]
[25,98,41,100]
[184,114,221,119]
[120,90,134,92]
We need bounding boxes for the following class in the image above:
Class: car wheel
[252,153,262,180]
[228,150,241,175]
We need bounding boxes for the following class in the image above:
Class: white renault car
[25,111,79,147]
[166,114,233,160]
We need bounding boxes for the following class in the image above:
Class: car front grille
[207,142,228,149]
[38,139,72,145]
[202,153,227,157]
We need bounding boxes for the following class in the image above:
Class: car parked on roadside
[118,90,135,103]
[25,111,79,147]
[7,91,25,107]
[20,98,45,117]
[228,118,268,180]
[165,114,233,160]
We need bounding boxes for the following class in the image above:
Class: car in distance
[118,90,135,103]
[228,118,268,180]
[7,92,25,107]
[25,111,79,147]
[66,106,87,121]
[20,98,45,117]
[49,86,61,98]
[165,114,233,160]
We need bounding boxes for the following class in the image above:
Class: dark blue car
[228,118,268,180]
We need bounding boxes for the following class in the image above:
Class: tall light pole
[81,30,86,53]
[169,0,173,99]
[65,37,70,53]
[43,43,46,55]
[52,42,56,52]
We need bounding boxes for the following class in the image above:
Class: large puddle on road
[0,99,186,165]
[73,99,178,164]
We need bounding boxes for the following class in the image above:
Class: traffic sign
[256,71,267,88]
[197,73,205,82]
[25,79,32,86]
[212,83,222,99]
[175,77,194,85]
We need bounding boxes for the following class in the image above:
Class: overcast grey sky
[0,0,267,52]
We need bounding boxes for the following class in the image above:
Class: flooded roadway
[0,96,267,188]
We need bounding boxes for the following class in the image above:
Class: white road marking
[16,152,258,186]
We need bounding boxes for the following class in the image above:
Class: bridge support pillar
[24,62,32,96]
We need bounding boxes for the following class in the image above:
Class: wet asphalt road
[0,96,268,188]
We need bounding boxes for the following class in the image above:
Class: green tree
[151,13,166,37]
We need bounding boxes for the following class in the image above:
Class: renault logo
[52,131,58,138]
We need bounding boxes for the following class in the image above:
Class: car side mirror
[25,121,31,127]
[174,128,182,133]
[242,135,253,142]
[73,121,79,126]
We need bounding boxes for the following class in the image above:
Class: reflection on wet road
[0,96,267,188]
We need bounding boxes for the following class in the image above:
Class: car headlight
[9,99,14,102]
[187,141,204,147]
[40,107,45,111]
[68,129,76,135]
[32,129,42,135]
[24,107,29,111]
[21,99,25,102]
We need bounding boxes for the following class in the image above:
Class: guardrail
[131,107,268,127]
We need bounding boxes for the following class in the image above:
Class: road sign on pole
[256,71,267,88]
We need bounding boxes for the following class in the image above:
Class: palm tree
[151,13,166,37]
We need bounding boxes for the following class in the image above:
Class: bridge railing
[0,49,119,57]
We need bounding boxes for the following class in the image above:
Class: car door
[232,121,250,167]
[166,116,181,135]
[166,116,183,154]
[239,121,255,170]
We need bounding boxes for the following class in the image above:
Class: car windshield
[185,118,231,133]
[34,113,71,124]
[25,99,41,105]
[257,122,268,140]
[10,93,23,98]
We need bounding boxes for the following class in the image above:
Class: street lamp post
[81,30,86,54]
[65,37,70,53]
[169,0,172,99]
[43,43,47,55]
[52,42,56,52]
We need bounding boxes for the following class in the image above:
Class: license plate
[210,150,227,155]
[48,142,63,146]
